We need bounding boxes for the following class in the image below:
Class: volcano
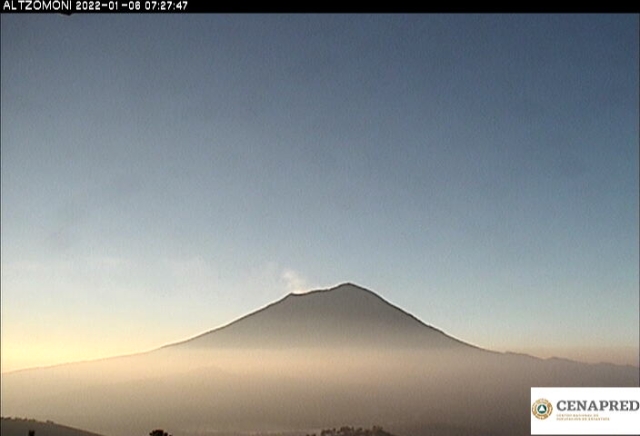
[168,283,475,350]
[2,283,637,436]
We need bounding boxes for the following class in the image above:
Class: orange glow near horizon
[2,341,638,374]
[1,338,163,373]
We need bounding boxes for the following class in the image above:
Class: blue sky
[1,14,638,371]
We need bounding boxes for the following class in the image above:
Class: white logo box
[531,387,640,435]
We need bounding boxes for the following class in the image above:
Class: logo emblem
[532,398,553,420]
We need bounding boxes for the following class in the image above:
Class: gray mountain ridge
[165,282,480,350]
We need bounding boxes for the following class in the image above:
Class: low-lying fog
[3,346,637,436]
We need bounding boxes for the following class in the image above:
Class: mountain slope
[0,417,105,436]
[167,283,476,349]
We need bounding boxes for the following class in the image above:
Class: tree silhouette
[317,426,394,436]
[149,429,171,436]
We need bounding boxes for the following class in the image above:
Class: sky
[1,14,638,372]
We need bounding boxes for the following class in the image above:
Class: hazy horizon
[1,282,637,373]
[3,283,638,436]
[1,14,638,374]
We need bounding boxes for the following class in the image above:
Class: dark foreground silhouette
[0,417,104,436]
[316,426,395,436]
[1,421,399,436]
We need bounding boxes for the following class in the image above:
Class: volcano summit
[168,283,475,350]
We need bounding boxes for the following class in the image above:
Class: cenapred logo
[532,387,640,435]
[532,398,553,420]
